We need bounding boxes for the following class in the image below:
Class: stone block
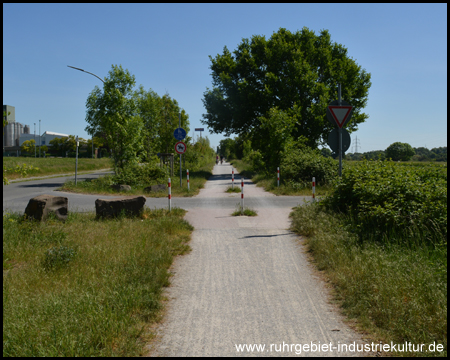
[95,196,146,219]
[110,184,132,192]
[24,194,68,221]
[144,184,167,193]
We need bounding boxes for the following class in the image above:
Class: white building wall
[19,133,37,146]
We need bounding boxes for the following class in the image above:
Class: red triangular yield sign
[328,106,353,128]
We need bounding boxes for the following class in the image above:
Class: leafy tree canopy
[385,142,415,161]
[202,27,372,150]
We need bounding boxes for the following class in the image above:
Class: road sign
[327,128,351,154]
[173,127,186,141]
[326,100,353,128]
[195,128,204,131]
[175,141,187,154]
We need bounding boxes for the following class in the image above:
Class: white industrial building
[19,131,69,146]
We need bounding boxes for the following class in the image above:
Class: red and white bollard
[168,177,171,211]
[187,169,190,191]
[241,177,244,214]
[312,177,316,202]
[232,168,235,189]
[277,167,280,187]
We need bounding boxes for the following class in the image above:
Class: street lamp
[67,65,104,159]
[67,65,105,84]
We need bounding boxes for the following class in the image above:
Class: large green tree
[385,142,415,161]
[85,65,143,173]
[202,27,371,152]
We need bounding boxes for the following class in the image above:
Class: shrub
[113,161,166,187]
[385,141,415,161]
[243,150,265,173]
[322,160,447,245]
[280,140,338,187]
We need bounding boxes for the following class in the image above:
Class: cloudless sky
[3,3,447,153]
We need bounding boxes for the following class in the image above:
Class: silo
[24,125,30,134]
[4,123,15,147]
[14,123,23,146]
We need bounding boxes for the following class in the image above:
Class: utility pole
[353,135,360,153]
[39,119,41,158]
[34,123,36,158]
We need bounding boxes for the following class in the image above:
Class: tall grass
[290,203,447,357]
[3,207,192,357]
[3,157,113,180]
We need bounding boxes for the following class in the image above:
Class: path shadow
[19,182,65,188]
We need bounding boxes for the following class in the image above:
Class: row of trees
[85,65,190,173]
[20,136,105,158]
[220,135,447,164]
[203,27,372,171]
[346,144,447,162]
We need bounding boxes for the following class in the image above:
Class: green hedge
[322,160,447,245]
[280,144,338,187]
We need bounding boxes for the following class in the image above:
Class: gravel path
[147,162,369,356]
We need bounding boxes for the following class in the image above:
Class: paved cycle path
[147,162,368,357]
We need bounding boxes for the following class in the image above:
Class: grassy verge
[3,207,193,357]
[58,161,215,198]
[225,186,241,193]
[290,203,447,357]
[3,157,113,181]
[231,205,258,216]
[230,159,330,196]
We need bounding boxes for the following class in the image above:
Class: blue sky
[3,3,447,153]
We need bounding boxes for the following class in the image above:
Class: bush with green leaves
[243,150,265,173]
[322,160,447,246]
[385,141,415,161]
[280,139,338,188]
[113,160,166,187]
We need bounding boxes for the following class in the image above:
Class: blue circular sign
[174,127,186,141]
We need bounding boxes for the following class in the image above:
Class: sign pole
[179,113,182,187]
[338,84,343,177]
[75,136,79,185]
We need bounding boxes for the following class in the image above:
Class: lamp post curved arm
[67,65,105,84]
[68,65,106,162]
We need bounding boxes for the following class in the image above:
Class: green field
[3,157,113,181]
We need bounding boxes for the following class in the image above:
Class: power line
[352,135,361,153]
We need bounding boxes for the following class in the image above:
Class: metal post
[232,168,234,189]
[312,177,316,202]
[277,167,280,187]
[34,123,36,158]
[39,120,41,158]
[168,177,171,211]
[241,177,244,214]
[178,115,181,181]
[187,169,190,191]
[75,136,79,185]
[338,84,342,177]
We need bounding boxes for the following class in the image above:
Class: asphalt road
[3,167,301,215]
[146,163,369,357]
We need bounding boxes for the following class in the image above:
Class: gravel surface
[146,162,369,357]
